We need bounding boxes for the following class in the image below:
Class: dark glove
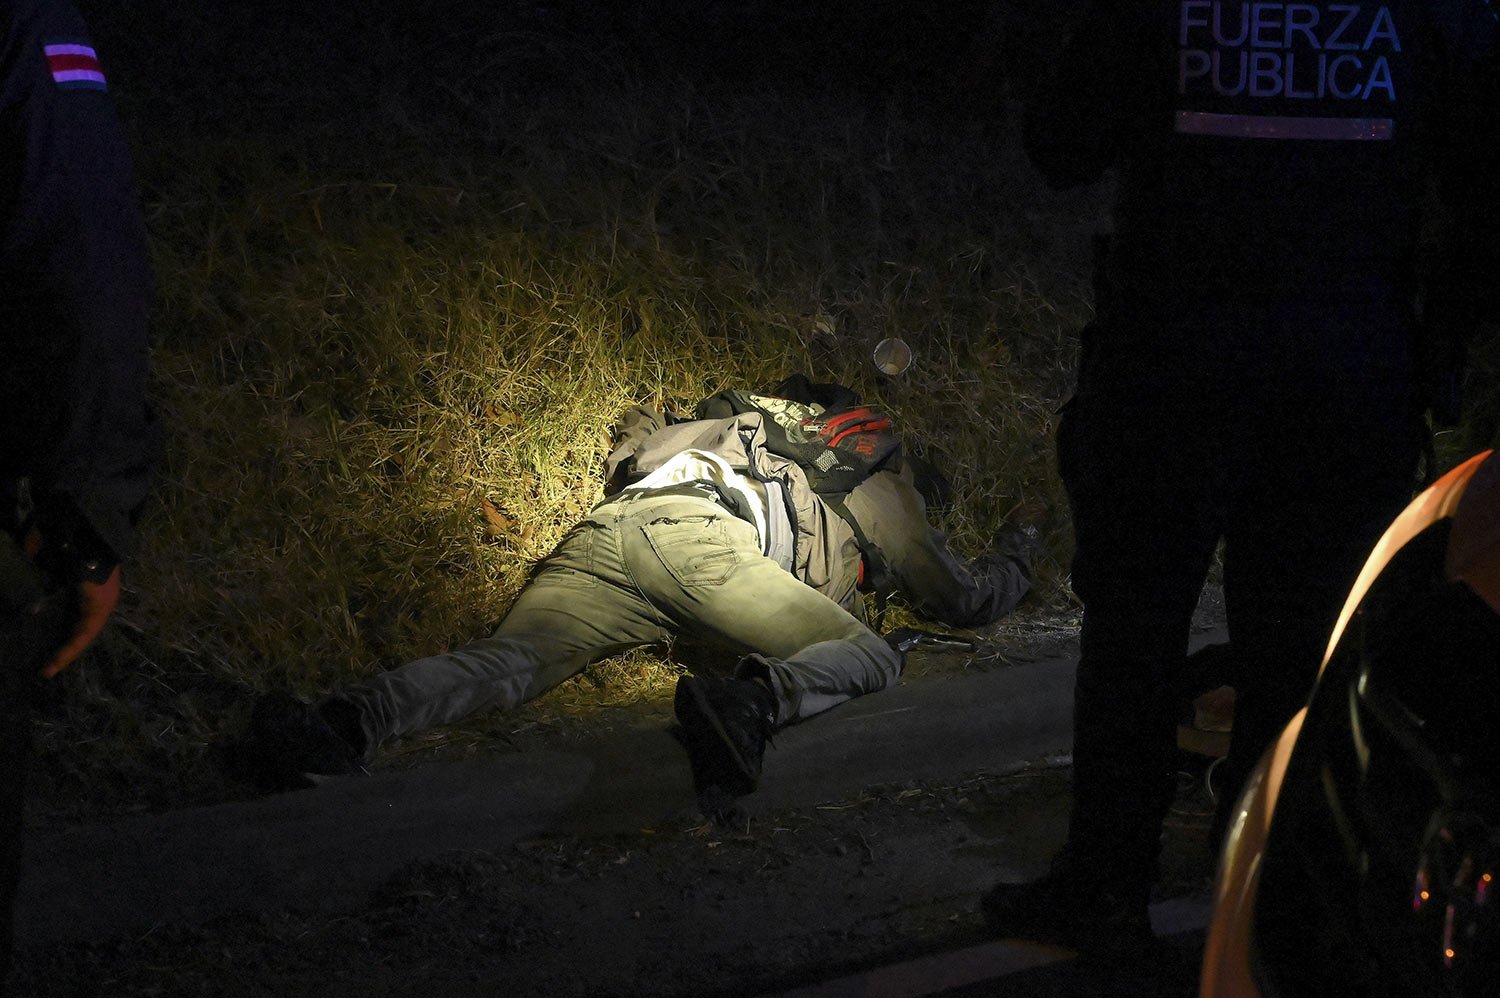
[988,523,1044,569]
[42,565,121,678]
[22,510,123,678]
[1413,327,1466,427]
[1412,302,1471,427]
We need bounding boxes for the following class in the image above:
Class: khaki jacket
[604,405,1036,628]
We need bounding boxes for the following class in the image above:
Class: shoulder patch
[43,37,108,92]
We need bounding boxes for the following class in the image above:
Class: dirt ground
[10,594,1229,998]
[11,758,1220,998]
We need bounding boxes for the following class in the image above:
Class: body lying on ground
[249,381,1041,806]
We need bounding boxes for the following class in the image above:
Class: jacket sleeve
[601,405,666,494]
[2,0,157,563]
[1022,2,1161,191]
[841,471,1035,629]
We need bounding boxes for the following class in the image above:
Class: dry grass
[32,2,1102,817]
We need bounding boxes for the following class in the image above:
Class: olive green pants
[344,491,900,753]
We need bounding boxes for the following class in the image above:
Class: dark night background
[85,1,1083,130]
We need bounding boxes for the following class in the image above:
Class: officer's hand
[1412,319,1466,427]
[41,565,121,678]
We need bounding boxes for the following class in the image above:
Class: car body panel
[1200,450,1496,997]
[1200,707,1306,998]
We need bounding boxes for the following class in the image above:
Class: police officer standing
[982,0,1500,965]
[2,0,157,983]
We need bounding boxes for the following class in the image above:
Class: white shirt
[629,448,770,547]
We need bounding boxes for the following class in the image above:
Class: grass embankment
[28,3,1104,817]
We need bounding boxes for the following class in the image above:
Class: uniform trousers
[1057,294,1425,896]
[1,536,69,983]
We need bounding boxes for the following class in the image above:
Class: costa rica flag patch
[43,38,107,91]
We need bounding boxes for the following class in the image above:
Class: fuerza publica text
[1178,3,1402,101]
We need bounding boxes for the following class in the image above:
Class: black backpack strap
[772,373,861,411]
[822,492,894,629]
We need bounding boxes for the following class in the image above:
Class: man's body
[983,0,1500,961]
[254,394,1038,799]
[2,0,157,982]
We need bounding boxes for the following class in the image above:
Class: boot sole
[674,677,758,796]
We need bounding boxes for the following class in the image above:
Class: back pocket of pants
[641,516,740,587]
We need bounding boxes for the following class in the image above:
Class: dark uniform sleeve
[841,470,1035,629]
[1022,1,1165,190]
[1,0,157,565]
[1429,2,1500,328]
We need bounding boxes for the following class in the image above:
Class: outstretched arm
[841,471,1040,629]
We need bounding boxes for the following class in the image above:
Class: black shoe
[247,692,364,790]
[982,857,1158,958]
[674,675,775,798]
[985,857,1198,989]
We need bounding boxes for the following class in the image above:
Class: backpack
[695,375,903,499]
[695,375,905,605]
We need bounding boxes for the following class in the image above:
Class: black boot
[246,692,365,790]
[673,675,775,798]
[980,847,1193,979]
[984,852,1151,943]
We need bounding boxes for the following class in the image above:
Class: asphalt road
[15,637,1092,948]
[14,625,1228,996]
[774,899,1210,998]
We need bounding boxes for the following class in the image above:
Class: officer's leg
[343,514,669,752]
[1060,392,1223,897]
[982,352,1227,952]
[625,502,899,726]
[1219,391,1422,832]
[1,540,69,984]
